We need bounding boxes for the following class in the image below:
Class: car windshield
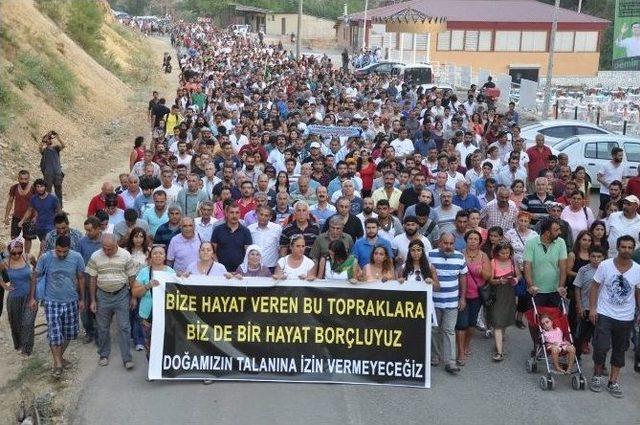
[554,136,580,151]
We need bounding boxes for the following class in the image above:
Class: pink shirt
[542,327,565,345]
[465,258,486,299]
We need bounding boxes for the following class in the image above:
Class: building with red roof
[336,0,609,79]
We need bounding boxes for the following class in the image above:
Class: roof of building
[342,0,609,24]
[231,2,270,14]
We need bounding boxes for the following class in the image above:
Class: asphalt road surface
[72,324,640,425]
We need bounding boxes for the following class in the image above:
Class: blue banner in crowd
[307,125,362,138]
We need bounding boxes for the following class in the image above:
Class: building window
[465,31,478,51]
[415,34,429,50]
[478,31,492,51]
[401,32,413,49]
[451,30,464,50]
[554,31,574,52]
[574,31,598,52]
[521,31,547,51]
[495,31,521,51]
[437,31,450,51]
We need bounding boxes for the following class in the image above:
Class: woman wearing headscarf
[0,239,37,355]
[226,244,272,278]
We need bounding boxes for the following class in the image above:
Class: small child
[540,313,576,374]
[573,246,606,360]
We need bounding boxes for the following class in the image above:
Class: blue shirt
[135,266,176,320]
[37,250,85,303]
[6,262,31,298]
[428,249,468,309]
[211,223,252,272]
[30,194,59,232]
[452,194,481,211]
[77,236,102,265]
[134,194,154,215]
[352,236,393,267]
[414,138,436,157]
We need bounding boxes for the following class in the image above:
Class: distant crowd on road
[1,21,640,397]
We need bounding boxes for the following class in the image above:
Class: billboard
[613,0,640,70]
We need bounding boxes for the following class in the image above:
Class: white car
[551,134,640,188]
[520,120,611,145]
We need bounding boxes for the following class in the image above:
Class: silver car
[520,120,611,145]
[551,134,640,188]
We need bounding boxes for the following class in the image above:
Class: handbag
[35,252,51,301]
[479,282,496,307]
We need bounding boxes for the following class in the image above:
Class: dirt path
[0,35,177,424]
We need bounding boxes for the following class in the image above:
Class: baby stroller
[524,296,587,391]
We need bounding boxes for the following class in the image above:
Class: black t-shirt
[399,187,420,209]
[40,146,62,174]
[153,104,170,127]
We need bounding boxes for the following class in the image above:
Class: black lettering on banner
[156,282,429,387]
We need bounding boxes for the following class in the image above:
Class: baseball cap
[310,142,321,149]
[624,195,640,204]
[547,202,564,210]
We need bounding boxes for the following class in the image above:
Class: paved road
[72,324,640,425]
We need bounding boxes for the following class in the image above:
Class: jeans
[96,288,132,363]
[129,304,144,346]
[432,307,458,366]
[80,278,96,338]
[43,172,64,207]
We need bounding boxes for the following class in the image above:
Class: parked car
[520,120,611,145]
[390,63,434,86]
[354,61,405,78]
[550,134,640,188]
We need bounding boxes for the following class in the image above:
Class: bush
[0,79,12,133]
[14,53,77,110]
[35,0,66,25]
[65,0,104,57]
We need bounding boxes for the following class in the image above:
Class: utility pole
[296,0,303,59]
[541,0,560,120]
[362,0,369,50]
[577,0,582,13]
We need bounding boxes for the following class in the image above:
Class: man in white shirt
[430,98,445,118]
[247,205,282,269]
[356,197,378,230]
[606,195,640,258]
[455,131,478,163]
[194,200,217,241]
[201,161,221,199]
[229,126,248,154]
[390,128,414,160]
[120,174,142,210]
[176,141,193,170]
[392,216,432,265]
[598,147,628,213]
[615,22,640,58]
[154,168,181,205]
[588,234,640,397]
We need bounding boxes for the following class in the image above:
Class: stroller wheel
[579,376,587,390]
[571,375,579,390]
[539,376,548,390]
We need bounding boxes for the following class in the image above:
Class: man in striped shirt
[428,233,467,374]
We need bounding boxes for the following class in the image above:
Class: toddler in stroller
[540,313,576,374]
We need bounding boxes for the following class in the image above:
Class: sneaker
[430,357,440,367]
[607,382,623,398]
[83,335,94,344]
[135,344,145,351]
[51,367,63,380]
[98,357,109,367]
[124,361,134,370]
[485,329,493,338]
[444,364,460,374]
[589,375,603,393]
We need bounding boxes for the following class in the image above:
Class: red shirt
[236,198,257,219]
[627,176,640,198]
[87,194,126,217]
[358,162,376,191]
[8,184,34,218]
[526,145,552,182]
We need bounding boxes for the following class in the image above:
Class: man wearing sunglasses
[588,235,640,398]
